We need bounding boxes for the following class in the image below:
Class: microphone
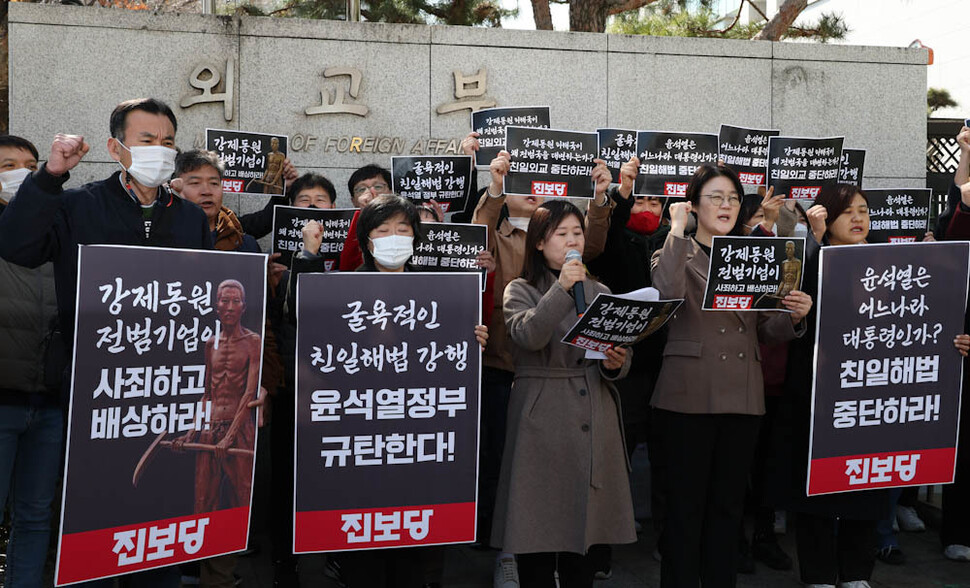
[565,249,586,315]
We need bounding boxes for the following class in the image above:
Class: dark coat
[0,166,212,340]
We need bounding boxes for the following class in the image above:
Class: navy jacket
[0,165,212,339]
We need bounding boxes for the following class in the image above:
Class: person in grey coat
[492,199,635,587]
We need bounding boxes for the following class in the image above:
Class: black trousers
[517,552,594,588]
[478,367,513,543]
[942,383,970,547]
[795,513,876,584]
[656,410,761,588]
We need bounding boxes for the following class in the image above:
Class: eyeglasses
[701,194,741,207]
[353,182,389,196]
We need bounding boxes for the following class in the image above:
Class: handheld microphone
[565,249,586,315]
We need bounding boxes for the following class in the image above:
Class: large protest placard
[206,129,288,197]
[504,127,598,199]
[412,222,488,289]
[865,189,931,244]
[635,131,719,197]
[718,124,779,186]
[597,128,638,183]
[703,236,806,311]
[471,106,550,168]
[839,148,866,186]
[562,289,682,354]
[272,205,357,269]
[294,272,481,552]
[767,136,843,200]
[56,245,266,586]
[808,242,970,495]
[391,155,474,213]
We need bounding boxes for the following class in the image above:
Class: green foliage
[229,0,515,26]
[928,87,958,116]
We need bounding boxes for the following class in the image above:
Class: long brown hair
[520,200,586,288]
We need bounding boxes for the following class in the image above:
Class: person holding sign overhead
[492,199,633,588]
[650,164,812,588]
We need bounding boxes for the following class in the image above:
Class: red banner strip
[57,507,249,586]
[294,501,475,553]
[808,447,955,496]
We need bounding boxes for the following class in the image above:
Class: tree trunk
[754,0,807,41]
[531,0,553,30]
[569,0,610,33]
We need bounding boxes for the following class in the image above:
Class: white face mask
[0,168,31,200]
[117,142,177,188]
[508,217,531,232]
[793,223,809,238]
[371,234,413,270]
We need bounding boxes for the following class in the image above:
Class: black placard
[271,206,357,269]
[702,236,806,311]
[561,295,683,353]
[718,124,780,186]
[412,222,488,290]
[865,189,931,244]
[470,106,550,168]
[808,242,969,495]
[294,272,481,553]
[634,131,719,197]
[839,148,866,186]
[767,136,844,200]
[597,128,638,183]
[205,129,288,197]
[503,127,598,199]
[391,156,474,214]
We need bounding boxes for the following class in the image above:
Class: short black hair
[356,194,421,268]
[174,149,225,179]
[109,98,178,143]
[290,173,337,204]
[0,135,39,161]
[347,164,391,198]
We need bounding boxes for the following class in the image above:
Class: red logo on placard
[222,180,244,193]
[439,202,451,212]
[531,181,567,197]
[664,182,688,197]
[738,172,765,185]
[712,295,753,310]
[888,236,917,243]
[790,186,821,199]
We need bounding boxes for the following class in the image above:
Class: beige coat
[650,233,804,415]
[490,271,636,554]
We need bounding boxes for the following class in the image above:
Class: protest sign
[635,131,719,197]
[412,222,488,290]
[206,129,288,197]
[56,245,266,586]
[294,272,481,552]
[504,127,598,199]
[391,156,474,213]
[272,206,357,269]
[718,124,779,186]
[471,106,550,168]
[597,128,638,183]
[865,189,931,244]
[839,148,866,186]
[767,136,843,200]
[808,242,970,495]
[562,288,682,354]
[703,236,806,311]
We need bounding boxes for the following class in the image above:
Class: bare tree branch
[606,0,656,17]
[754,0,806,41]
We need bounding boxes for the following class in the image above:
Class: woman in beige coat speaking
[491,199,635,587]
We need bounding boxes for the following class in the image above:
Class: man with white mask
[0,101,210,588]
[0,135,62,588]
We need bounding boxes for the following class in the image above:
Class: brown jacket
[491,271,636,554]
[472,192,611,373]
[650,233,804,415]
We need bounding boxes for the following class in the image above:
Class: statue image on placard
[634,302,675,344]
[132,279,259,513]
[758,240,802,309]
[247,136,285,195]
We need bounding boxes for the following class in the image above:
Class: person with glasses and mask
[649,164,813,588]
